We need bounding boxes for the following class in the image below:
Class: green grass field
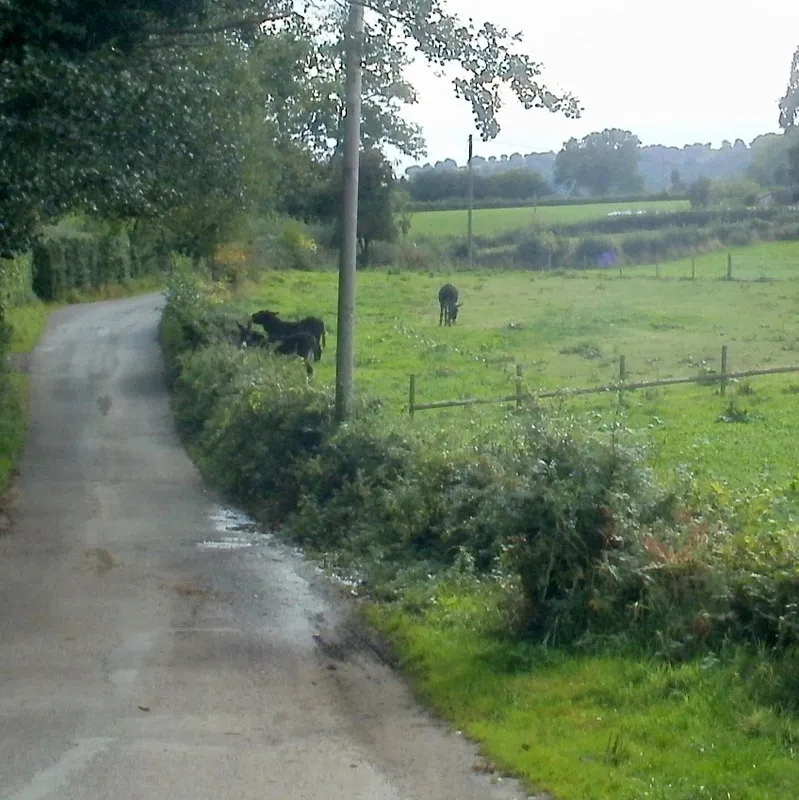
[238,239,799,492]
[408,199,690,239]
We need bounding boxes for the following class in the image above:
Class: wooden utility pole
[334,0,365,422]
[467,134,474,269]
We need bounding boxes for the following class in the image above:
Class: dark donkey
[236,320,266,349]
[273,332,320,377]
[438,283,461,326]
[236,320,319,377]
[252,309,326,356]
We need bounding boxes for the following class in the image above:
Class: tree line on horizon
[404,129,799,203]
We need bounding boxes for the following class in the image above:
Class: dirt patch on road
[85,547,118,574]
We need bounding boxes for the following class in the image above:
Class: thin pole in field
[720,345,728,396]
[467,135,474,269]
[409,374,416,417]
[334,0,365,423]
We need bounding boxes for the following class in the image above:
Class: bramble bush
[160,275,799,661]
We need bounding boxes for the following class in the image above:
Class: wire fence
[408,345,799,416]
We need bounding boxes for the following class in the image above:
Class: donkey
[236,320,266,349]
[252,309,326,356]
[438,284,461,326]
[237,320,318,376]
[273,332,320,377]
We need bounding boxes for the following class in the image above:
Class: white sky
[399,0,798,168]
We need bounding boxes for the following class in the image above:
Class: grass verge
[366,583,799,800]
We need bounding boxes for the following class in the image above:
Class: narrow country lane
[0,294,530,800]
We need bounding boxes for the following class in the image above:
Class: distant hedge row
[32,221,172,301]
[468,215,799,271]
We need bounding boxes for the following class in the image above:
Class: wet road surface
[0,295,532,800]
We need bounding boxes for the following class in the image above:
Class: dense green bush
[31,225,170,301]
[0,254,34,307]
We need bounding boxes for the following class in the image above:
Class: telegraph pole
[467,134,474,269]
[334,0,365,422]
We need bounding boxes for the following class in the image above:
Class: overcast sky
[398,0,797,169]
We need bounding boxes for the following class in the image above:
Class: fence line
[408,346,799,416]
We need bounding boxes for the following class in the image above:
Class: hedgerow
[160,273,799,663]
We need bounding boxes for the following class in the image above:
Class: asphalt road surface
[0,295,533,800]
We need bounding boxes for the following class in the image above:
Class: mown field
[408,199,691,239]
[235,240,799,494]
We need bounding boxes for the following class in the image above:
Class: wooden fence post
[720,346,728,396]
[691,257,696,280]
[726,253,732,280]
[516,364,523,408]
[655,262,660,279]
[409,374,416,417]
[618,354,626,404]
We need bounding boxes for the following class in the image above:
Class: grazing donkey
[251,309,326,356]
[236,320,266,349]
[236,320,319,376]
[438,284,461,326]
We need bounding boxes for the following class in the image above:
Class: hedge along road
[0,294,530,800]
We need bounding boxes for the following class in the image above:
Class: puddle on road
[197,537,254,551]
[198,507,272,551]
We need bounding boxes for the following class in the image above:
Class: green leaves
[554,130,644,197]
[779,46,799,130]
[363,1,580,140]
[2,0,579,252]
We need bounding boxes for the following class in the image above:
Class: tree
[354,149,397,265]
[774,46,799,200]
[1,0,581,250]
[688,176,712,208]
[748,131,799,187]
[251,13,424,160]
[554,129,644,196]
[779,46,799,129]
[313,148,398,266]
[0,0,292,252]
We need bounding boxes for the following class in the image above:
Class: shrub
[251,217,325,272]
[574,236,618,268]
[31,226,168,301]
[197,358,335,517]
[0,253,34,306]
[516,231,566,269]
